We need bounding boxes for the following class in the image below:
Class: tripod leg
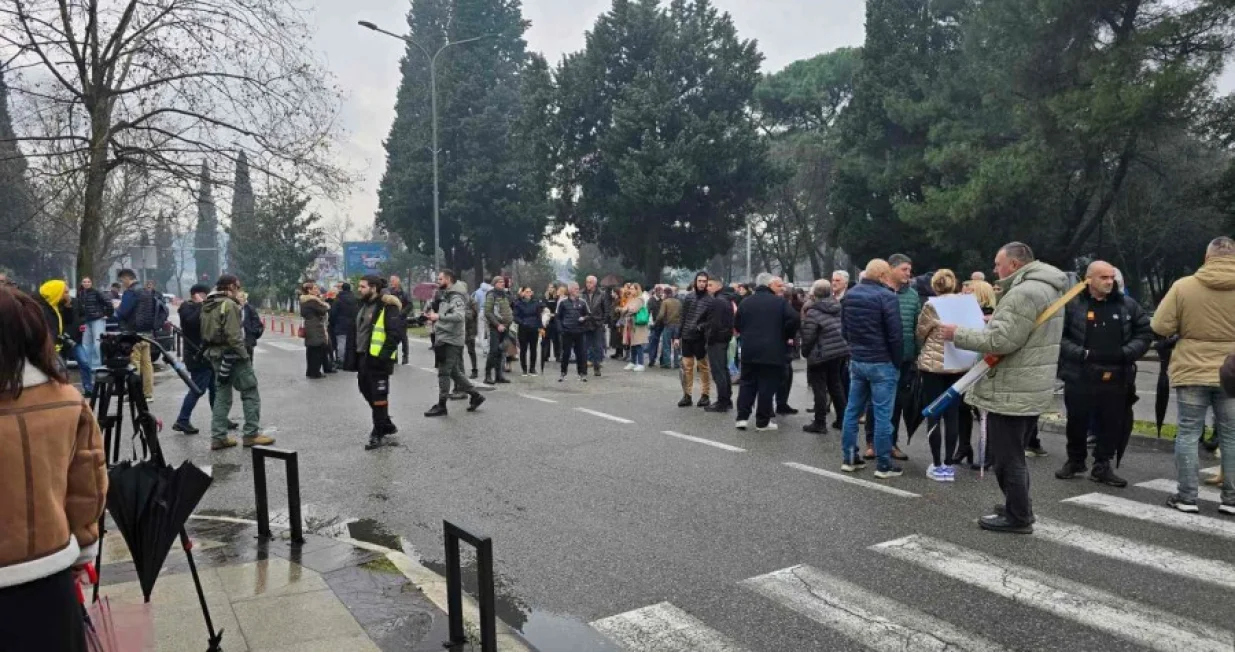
[179,529,223,651]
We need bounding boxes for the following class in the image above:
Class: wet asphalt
[139,333,1232,652]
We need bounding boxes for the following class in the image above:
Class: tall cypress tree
[0,67,37,283]
[227,151,257,278]
[154,211,177,292]
[194,162,219,283]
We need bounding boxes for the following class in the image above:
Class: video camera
[98,332,202,396]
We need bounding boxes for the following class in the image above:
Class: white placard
[928,294,985,370]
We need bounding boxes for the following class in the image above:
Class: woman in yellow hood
[38,280,69,345]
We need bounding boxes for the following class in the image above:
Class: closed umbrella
[1154,336,1177,437]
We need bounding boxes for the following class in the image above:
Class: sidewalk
[96,516,515,651]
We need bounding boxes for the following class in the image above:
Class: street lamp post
[359,20,488,272]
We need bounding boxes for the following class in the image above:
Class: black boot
[469,369,478,380]
[467,392,486,412]
[1055,460,1087,480]
[365,430,390,450]
[803,422,827,434]
[678,395,694,407]
[424,402,448,418]
[1090,463,1128,488]
[696,395,711,408]
[484,371,495,385]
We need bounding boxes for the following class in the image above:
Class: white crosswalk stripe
[590,602,747,651]
[872,534,1235,652]
[1135,478,1223,503]
[1063,492,1235,539]
[1033,518,1235,591]
[742,565,1009,651]
[263,340,304,352]
[782,462,921,498]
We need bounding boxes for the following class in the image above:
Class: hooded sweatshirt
[433,281,471,348]
[1152,255,1235,387]
[39,280,68,348]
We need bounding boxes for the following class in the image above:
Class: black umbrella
[1115,387,1140,468]
[901,368,926,442]
[106,460,213,600]
[1154,336,1177,437]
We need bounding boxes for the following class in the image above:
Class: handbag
[634,304,650,327]
[297,325,305,339]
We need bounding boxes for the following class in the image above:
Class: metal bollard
[251,446,304,543]
[443,520,496,652]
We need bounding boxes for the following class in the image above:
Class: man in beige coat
[1151,236,1235,515]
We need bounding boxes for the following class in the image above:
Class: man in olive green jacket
[201,274,275,450]
[940,242,1068,534]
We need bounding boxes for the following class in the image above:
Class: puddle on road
[520,610,623,652]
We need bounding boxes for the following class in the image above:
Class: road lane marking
[1033,518,1235,591]
[519,394,557,404]
[264,341,304,351]
[742,565,1008,652]
[574,408,633,424]
[417,367,436,373]
[590,602,746,651]
[1063,493,1235,540]
[782,462,920,498]
[661,431,745,453]
[872,535,1235,652]
[1135,478,1223,503]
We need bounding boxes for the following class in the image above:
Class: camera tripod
[89,341,222,651]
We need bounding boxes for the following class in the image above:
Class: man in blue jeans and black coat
[840,259,904,479]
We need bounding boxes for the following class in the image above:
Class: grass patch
[408,325,429,339]
[360,557,402,575]
[1129,420,1216,442]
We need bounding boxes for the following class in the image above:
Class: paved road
[140,332,1232,652]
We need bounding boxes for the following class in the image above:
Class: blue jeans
[83,318,106,368]
[1175,386,1235,503]
[648,326,663,364]
[842,361,899,469]
[177,367,217,425]
[587,329,605,366]
[659,326,681,367]
[630,344,644,366]
[70,344,93,394]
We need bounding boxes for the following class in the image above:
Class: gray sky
[307,0,867,246]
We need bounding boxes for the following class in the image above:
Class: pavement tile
[323,565,441,651]
[216,557,329,602]
[233,588,368,649]
[249,634,380,652]
[292,541,383,575]
[103,568,226,608]
[98,591,245,652]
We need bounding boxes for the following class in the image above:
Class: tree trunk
[77,105,112,282]
[808,248,823,280]
[642,234,663,285]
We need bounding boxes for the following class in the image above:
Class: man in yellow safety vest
[356,274,406,450]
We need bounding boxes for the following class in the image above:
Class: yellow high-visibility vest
[369,307,397,360]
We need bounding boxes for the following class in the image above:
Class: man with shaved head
[1055,260,1152,488]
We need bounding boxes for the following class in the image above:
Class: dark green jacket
[897,284,921,362]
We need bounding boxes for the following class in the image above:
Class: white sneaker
[756,422,778,432]
[529,371,539,377]
[926,465,952,483]
[624,363,635,371]
[735,420,749,430]
[521,373,529,377]
[633,365,646,372]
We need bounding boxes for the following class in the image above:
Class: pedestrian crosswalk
[589,474,1235,651]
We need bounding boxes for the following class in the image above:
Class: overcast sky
[307,0,867,252]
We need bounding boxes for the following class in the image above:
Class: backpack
[202,299,233,345]
[634,304,650,327]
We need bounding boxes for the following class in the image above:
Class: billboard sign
[343,241,390,277]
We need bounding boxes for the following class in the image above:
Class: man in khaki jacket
[1151,236,1235,515]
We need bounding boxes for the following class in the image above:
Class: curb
[189,515,534,652]
[1038,415,1184,455]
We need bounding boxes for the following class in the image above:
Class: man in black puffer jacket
[801,280,850,434]
[173,284,218,435]
[75,276,110,369]
[676,272,714,407]
[703,279,736,412]
[1055,261,1152,487]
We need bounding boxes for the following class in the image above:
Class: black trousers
[486,327,507,378]
[776,361,794,409]
[519,327,540,373]
[737,362,783,426]
[987,412,1038,525]
[707,341,733,404]
[358,358,393,433]
[541,322,561,363]
[922,371,964,466]
[807,359,847,426]
[1064,381,1128,466]
[306,344,329,376]
[0,569,85,652]
[561,331,587,376]
[466,338,477,372]
[400,330,409,361]
[866,361,914,447]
